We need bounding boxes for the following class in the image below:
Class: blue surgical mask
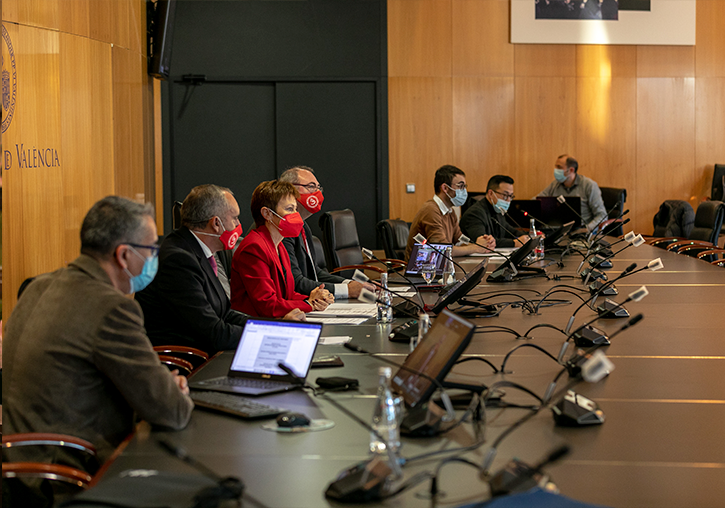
[446,185,468,207]
[494,198,510,215]
[554,168,567,183]
[124,247,159,293]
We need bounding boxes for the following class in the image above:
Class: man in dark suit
[279,166,372,299]
[460,175,530,248]
[3,196,193,506]
[136,185,304,354]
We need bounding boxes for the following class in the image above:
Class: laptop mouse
[276,412,311,428]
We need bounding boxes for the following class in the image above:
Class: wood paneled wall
[2,0,154,320]
[388,0,725,237]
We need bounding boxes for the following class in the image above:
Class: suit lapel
[258,228,290,298]
[303,222,317,276]
[179,228,228,305]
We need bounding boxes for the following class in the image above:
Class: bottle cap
[379,366,392,377]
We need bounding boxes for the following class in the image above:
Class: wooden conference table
[93,240,725,508]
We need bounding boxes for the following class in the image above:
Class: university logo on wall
[2,24,18,134]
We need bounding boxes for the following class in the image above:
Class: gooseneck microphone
[353,269,425,315]
[556,194,587,229]
[457,233,519,277]
[358,287,420,319]
[521,210,553,230]
[490,216,524,244]
[413,233,468,276]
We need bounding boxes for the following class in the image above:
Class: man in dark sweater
[460,175,530,248]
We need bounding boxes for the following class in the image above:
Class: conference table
[91,240,725,508]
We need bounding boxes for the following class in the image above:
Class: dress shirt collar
[433,194,453,215]
[190,230,214,259]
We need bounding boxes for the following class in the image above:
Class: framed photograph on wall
[512,0,695,45]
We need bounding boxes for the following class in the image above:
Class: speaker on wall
[148,0,177,79]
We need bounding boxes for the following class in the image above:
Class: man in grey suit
[280,166,373,299]
[3,196,193,506]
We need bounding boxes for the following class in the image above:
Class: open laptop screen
[391,309,475,408]
[229,319,322,379]
[406,242,451,276]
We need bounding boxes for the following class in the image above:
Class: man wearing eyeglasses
[279,166,373,299]
[460,175,531,249]
[405,165,495,260]
[3,196,193,505]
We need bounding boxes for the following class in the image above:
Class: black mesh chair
[600,187,627,236]
[376,219,409,260]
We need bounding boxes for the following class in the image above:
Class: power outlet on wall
[406,183,416,193]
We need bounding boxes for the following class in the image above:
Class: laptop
[391,309,475,408]
[189,318,323,396]
[393,242,451,286]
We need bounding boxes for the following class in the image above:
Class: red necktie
[208,255,218,276]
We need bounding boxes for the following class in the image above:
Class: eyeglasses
[126,243,160,258]
[294,182,323,193]
[449,182,468,190]
[492,190,515,201]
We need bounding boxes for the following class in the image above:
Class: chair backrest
[712,164,725,202]
[600,187,627,236]
[172,201,183,230]
[690,200,725,244]
[318,209,364,270]
[652,200,695,237]
[377,219,410,260]
[310,235,328,273]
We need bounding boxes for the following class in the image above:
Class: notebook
[188,318,323,396]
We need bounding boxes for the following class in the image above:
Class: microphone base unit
[487,265,546,283]
[389,319,418,343]
[589,279,618,296]
[487,459,556,497]
[572,325,610,347]
[581,267,607,282]
[324,455,396,503]
[552,390,605,426]
[587,254,613,269]
[596,299,630,318]
[392,300,422,319]
[400,401,445,437]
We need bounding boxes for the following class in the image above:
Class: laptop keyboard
[199,377,287,390]
[191,391,286,419]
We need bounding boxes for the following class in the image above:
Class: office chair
[600,187,627,236]
[376,219,409,260]
[310,235,329,274]
[689,200,724,245]
[3,433,99,504]
[318,209,405,278]
[172,201,183,230]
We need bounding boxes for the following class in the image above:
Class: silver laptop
[189,318,323,396]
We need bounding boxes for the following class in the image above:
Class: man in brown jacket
[2,196,194,507]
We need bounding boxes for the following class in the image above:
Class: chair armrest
[3,433,97,457]
[2,462,93,487]
[153,345,209,369]
[666,240,715,251]
[330,264,385,275]
[157,355,194,376]
[697,249,725,259]
[646,237,684,248]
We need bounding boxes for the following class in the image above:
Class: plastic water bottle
[526,218,538,263]
[376,273,393,323]
[444,245,456,284]
[411,312,430,352]
[535,231,545,260]
[370,367,401,455]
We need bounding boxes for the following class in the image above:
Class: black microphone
[360,250,426,314]
[276,362,404,503]
[556,194,588,229]
[157,439,254,507]
[487,445,570,497]
[521,210,553,230]
[589,229,636,257]
[342,342,457,433]
[585,233,644,271]
[412,233,468,276]
[457,233,520,278]
[490,216,524,244]
[358,287,420,319]
[586,205,629,244]
[352,268,425,317]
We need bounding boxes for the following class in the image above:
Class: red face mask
[297,190,324,214]
[270,210,305,238]
[219,223,243,250]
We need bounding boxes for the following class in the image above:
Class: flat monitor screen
[391,309,475,408]
[406,242,451,276]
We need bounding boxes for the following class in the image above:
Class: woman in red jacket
[231,180,332,318]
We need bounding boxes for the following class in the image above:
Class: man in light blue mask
[461,175,530,248]
[405,165,495,260]
[3,196,193,506]
[539,154,607,232]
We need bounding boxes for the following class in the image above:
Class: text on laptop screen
[230,320,321,378]
[406,243,451,275]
